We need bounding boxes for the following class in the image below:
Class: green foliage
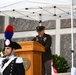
[52,54,69,73]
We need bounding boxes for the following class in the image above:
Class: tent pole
[39,14,42,26]
[71,0,74,68]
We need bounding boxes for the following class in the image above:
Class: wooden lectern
[14,41,45,75]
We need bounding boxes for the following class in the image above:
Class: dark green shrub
[52,54,69,73]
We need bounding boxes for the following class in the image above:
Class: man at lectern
[0,25,25,75]
[32,26,52,75]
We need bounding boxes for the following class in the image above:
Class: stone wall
[0,16,4,49]
[61,19,76,28]
[60,34,76,71]
[0,16,4,33]
[60,19,76,71]
[9,18,56,31]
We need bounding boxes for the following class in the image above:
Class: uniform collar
[38,33,45,37]
[5,55,15,60]
[9,55,15,59]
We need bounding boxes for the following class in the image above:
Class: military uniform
[33,33,52,62]
[0,55,25,75]
[0,25,25,75]
[32,26,52,75]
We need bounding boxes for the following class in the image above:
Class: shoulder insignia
[16,57,23,63]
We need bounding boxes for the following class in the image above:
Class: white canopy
[0,0,76,21]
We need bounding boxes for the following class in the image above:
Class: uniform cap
[4,39,21,50]
[36,26,45,32]
[3,25,22,51]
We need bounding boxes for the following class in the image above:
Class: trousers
[42,60,51,75]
